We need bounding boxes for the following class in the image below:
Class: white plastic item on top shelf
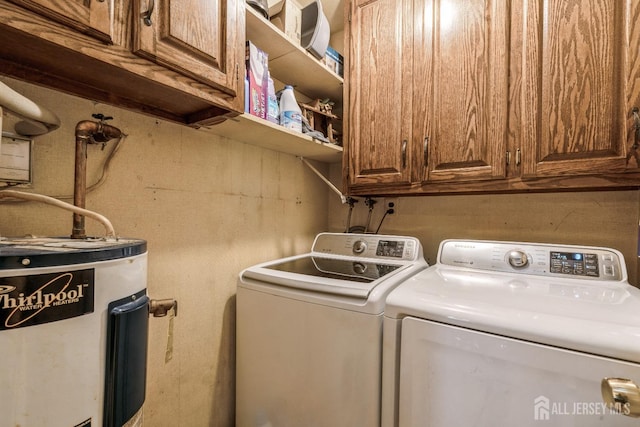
[301,0,330,59]
[279,85,302,132]
[267,75,279,124]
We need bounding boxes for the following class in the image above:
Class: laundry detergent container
[301,0,329,59]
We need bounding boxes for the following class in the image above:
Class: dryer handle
[601,377,640,417]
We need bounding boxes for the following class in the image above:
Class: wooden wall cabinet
[516,1,638,179]
[0,0,244,126]
[132,0,242,103]
[345,0,413,188]
[344,0,640,195]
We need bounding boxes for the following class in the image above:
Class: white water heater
[0,236,148,427]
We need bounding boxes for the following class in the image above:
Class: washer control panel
[312,233,422,261]
[439,240,625,281]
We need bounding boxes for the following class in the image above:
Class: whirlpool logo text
[0,269,95,330]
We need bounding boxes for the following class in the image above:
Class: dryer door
[397,317,640,427]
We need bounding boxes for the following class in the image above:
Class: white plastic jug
[279,85,302,132]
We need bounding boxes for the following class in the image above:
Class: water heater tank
[0,237,148,427]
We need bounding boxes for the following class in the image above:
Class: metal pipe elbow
[75,120,122,143]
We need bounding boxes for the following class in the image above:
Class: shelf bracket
[299,156,348,204]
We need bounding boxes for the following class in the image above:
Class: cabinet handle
[515,148,521,166]
[601,377,640,417]
[633,107,640,147]
[423,137,429,165]
[628,107,640,167]
[506,151,511,166]
[142,0,155,26]
[401,139,407,169]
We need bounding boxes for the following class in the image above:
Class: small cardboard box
[324,46,344,77]
[245,40,268,119]
[267,0,285,16]
[270,0,301,44]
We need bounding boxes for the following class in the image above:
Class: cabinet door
[133,0,242,102]
[346,0,414,187]
[415,0,509,183]
[8,0,113,43]
[519,0,640,178]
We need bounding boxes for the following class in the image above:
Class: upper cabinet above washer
[344,0,640,195]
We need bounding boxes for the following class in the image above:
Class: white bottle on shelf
[279,85,302,132]
[266,75,279,124]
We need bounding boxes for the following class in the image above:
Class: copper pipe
[72,119,122,239]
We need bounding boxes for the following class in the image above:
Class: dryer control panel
[439,240,625,281]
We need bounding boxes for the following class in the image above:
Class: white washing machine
[236,232,428,427]
[382,239,640,427]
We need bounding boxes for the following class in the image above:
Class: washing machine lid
[385,240,640,363]
[240,232,427,301]
[242,254,405,299]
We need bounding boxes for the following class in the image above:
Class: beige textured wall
[328,165,640,286]
[0,77,330,426]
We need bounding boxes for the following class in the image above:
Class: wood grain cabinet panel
[132,0,242,99]
[517,0,640,178]
[346,0,413,187]
[415,0,509,183]
[8,0,113,43]
[346,0,510,191]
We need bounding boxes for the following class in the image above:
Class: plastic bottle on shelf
[279,85,302,132]
[266,74,279,124]
[244,76,249,113]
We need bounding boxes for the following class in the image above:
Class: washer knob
[353,262,367,275]
[508,250,529,268]
[353,240,367,254]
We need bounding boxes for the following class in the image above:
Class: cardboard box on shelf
[269,0,302,44]
[323,46,344,77]
[267,0,285,16]
[245,41,269,119]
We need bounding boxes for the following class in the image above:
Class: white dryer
[382,239,640,427]
[236,232,428,427]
